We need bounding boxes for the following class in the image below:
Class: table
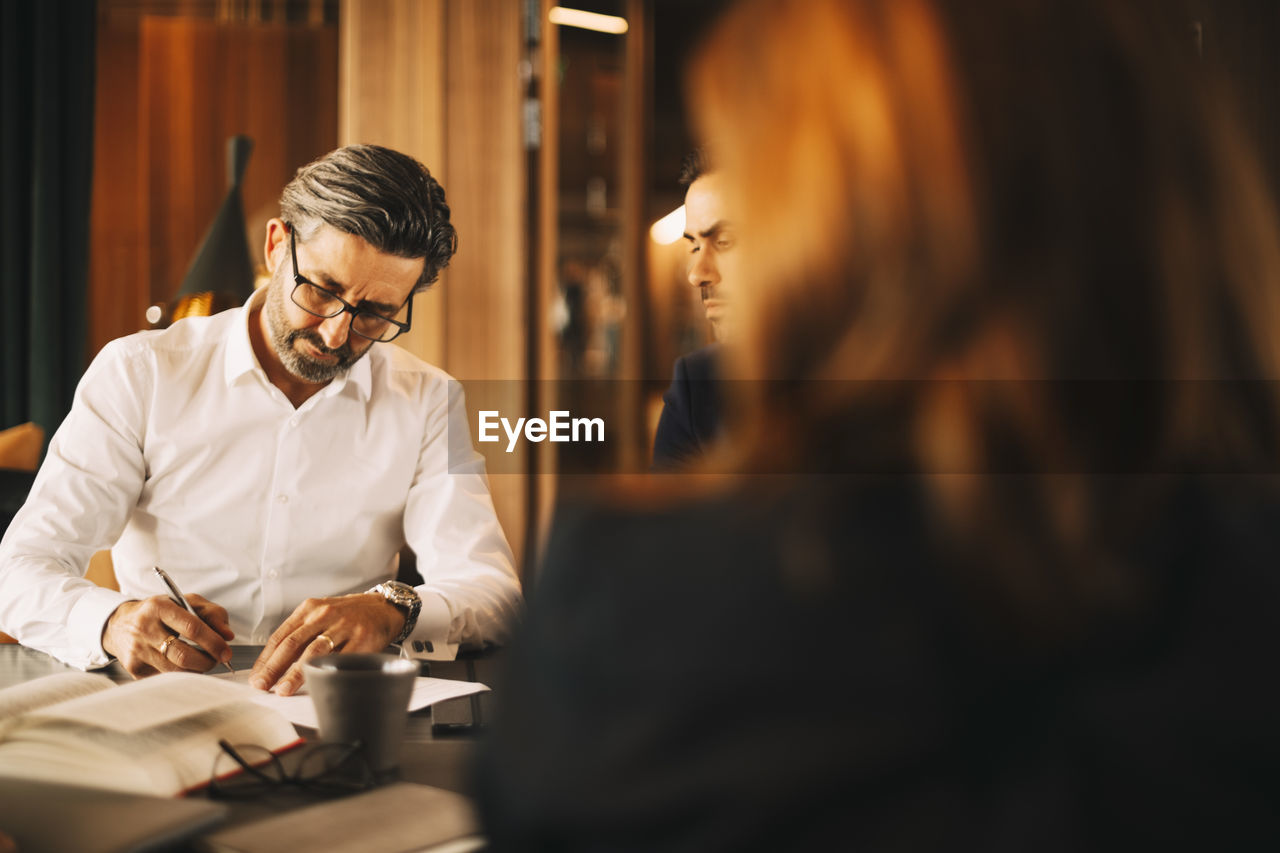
[0,642,501,847]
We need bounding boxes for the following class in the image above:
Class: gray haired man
[0,145,522,694]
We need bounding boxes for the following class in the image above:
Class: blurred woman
[476,0,1280,848]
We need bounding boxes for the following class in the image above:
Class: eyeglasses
[208,739,376,798]
[287,223,413,343]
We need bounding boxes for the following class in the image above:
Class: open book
[0,671,302,797]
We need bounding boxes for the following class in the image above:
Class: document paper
[215,671,489,728]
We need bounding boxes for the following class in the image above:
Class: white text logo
[477,410,605,453]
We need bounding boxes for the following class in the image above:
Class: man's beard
[265,273,369,383]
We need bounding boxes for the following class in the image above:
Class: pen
[152,566,235,673]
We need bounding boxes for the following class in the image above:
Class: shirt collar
[224,288,373,401]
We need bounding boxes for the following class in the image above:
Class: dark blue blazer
[652,344,721,470]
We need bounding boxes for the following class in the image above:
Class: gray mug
[302,653,418,779]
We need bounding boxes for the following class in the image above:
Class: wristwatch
[367,580,421,646]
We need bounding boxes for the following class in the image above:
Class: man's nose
[687,251,720,289]
[316,312,350,349]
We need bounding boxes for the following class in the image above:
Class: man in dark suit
[652,151,735,468]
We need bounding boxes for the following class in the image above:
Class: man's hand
[249,593,406,696]
[102,594,234,678]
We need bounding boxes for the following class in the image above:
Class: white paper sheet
[214,671,489,729]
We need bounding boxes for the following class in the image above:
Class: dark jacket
[476,475,1280,851]
[652,345,721,470]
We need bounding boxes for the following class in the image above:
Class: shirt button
[276,494,289,504]
[268,570,279,579]
[289,417,299,427]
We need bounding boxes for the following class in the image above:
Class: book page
[0,700,301,797]
[0,672,114,727]
[30,672,263,733]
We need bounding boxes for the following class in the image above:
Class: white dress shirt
[0,291,522,669]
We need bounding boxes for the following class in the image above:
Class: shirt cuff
[67,586,132,670]
[400,590,458,661]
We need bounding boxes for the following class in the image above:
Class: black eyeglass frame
[286,223,414,343]
[208,738,375,799]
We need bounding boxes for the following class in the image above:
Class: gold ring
[158,635,178,656]
[315,633,335,652]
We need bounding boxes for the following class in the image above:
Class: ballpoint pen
[152,566,235,673]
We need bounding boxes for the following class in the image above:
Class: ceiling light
[548,6,629,35]
[649,205,685,245]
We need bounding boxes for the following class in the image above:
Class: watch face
[380,582,419,610]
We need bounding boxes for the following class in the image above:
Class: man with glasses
[0,145,522,696]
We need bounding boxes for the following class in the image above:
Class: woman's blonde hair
[690,0,1280,635]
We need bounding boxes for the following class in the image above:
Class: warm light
[649,205,685,245]
[548,6,629,35]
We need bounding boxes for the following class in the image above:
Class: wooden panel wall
[140,19,338,305]
[339,0,446,368]
[443,2,525,383]
[339,0,528,571]
[89,9,145,360]
[442,1,528,568]
[89,14,337,357]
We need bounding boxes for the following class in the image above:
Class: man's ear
[264,218,289,273]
